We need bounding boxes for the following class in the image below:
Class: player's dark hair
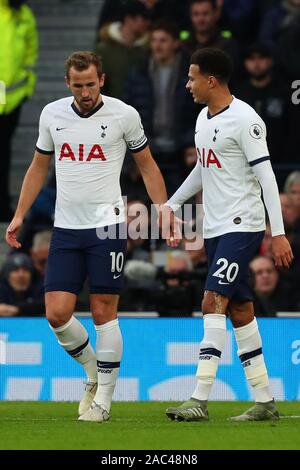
[189,0,217,9]
[65,51,103,78]
[151,20,180,40]
[190,48,233,84]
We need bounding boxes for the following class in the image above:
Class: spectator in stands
[0,253,45,316]
[183,146,198,172]
[0,0,38,221]
[97,0,128,27]
[183,233,207,275]
[97,0,189,32]
[236,44,289,164]
[120,158,149,202]
[155,250,204,316]
[219,0,258,45]
[274,22,300,168]
[165,250,193,286]
[126,199,151,261]
[278,185,300,299]
[119,259,158,311]
[274,22,300,80]
[182,0,240,74]
[280,193,300,235]
[260,223,272,257]
[250,255,294,316]
[139,0,190,31]
[123,20,198,194]
[17,169,56,252]
[284,171,300,217]
[30,230,52,281]
[95,1,150,98]
[259,0,300,48]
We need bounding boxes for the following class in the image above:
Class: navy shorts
[204,231,264,301]
[45,224,127,295]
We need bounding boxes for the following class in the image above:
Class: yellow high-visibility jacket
[0,0,38,114]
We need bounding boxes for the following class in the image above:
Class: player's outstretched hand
[6,216,23,249]
[158,205,183,248]
[272,235,294,269]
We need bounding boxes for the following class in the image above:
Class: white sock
[50,316,97,382]
[234,318,273,403]
[192,314,226,401]
[94,318,123,412]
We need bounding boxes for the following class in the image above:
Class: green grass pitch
[0,402,299,450]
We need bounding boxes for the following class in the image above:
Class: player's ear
[65,75,70,89]
[99,73,105,88]
[208,76,216,89]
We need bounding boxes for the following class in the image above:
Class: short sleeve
[36,106,54,155]
[239,111,270,167]
[123,106,148,153]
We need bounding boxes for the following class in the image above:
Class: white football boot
[78,381,97,416]
[78,400,110,422]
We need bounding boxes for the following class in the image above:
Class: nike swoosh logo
[113,274,122,279]
[56,127,67,131]
[195,130,199,134]
[218,280,230,285]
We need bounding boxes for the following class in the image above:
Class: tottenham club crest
[213,128,219,142]
[249,124,263,139]
[101,125,107,138]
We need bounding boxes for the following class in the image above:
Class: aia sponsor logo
[197,147,221,168]
[59,143,107,161]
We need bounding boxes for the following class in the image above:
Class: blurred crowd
[1,0,300,317]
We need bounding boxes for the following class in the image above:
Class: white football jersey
[195,97,270,238]
[36,95,147,229]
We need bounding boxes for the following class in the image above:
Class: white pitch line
[280,415,300,419]
[0,418,70,422]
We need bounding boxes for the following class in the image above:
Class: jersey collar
[207,104,230,120]
[207,96,234,120]
[71,100,104,118]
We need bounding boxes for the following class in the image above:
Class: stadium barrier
[0,317,299,401]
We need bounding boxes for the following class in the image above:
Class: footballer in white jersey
[36,95,148,229]
[6,51,174,423]
[194,97,271,239]
[163,47,293,423]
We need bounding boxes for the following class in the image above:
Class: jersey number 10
[110,251,124,273]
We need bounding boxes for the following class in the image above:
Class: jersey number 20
[212,258,239,283]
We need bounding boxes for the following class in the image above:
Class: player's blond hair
[65,51,103,78]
